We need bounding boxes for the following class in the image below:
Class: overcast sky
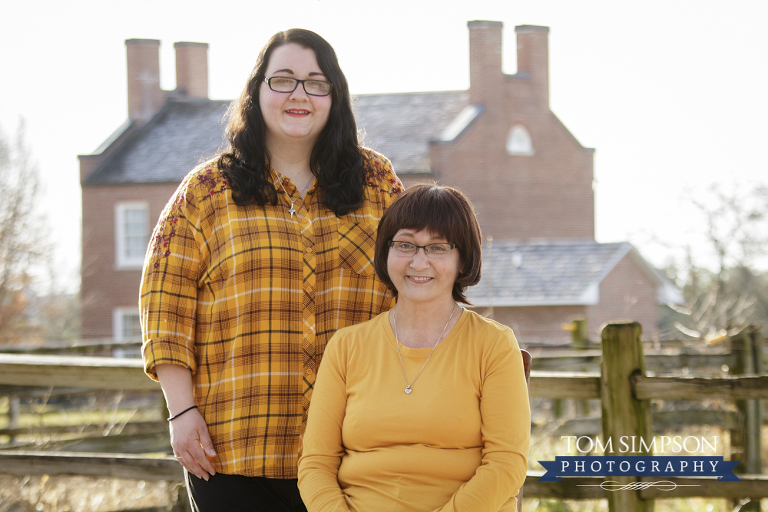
[1,0,767,291]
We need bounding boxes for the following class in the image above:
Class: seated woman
[298,184,530,512]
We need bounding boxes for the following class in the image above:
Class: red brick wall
[81,183,179,339]
[473,305,587,346]
[430,112,594,241]
[586,255,659,340]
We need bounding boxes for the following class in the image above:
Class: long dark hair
[218,29,366,216]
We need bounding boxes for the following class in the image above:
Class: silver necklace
[392,302,457,395]
[276,173,314,218]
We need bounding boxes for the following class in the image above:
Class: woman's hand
[155,364,218,480]
[169,407,217,480]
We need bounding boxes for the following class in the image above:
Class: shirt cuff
[142,338,197,381]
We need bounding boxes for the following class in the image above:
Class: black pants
[185,470,308,512]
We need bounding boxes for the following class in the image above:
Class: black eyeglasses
[389,241,457,257]
[264,76,333,97]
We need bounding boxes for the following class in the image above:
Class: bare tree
[663,184,768,340]
[0,121,51,344]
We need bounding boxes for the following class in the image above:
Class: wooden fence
[1,322,767,512]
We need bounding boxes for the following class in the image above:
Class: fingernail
[206,449,216,457]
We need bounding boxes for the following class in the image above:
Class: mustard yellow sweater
[298,309,530,512]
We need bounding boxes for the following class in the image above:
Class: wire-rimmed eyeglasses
[264,76,333,97]
[389,241,457,257]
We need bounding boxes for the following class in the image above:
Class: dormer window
[506,124,534,156]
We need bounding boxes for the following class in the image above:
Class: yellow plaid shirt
[141,148,402,478]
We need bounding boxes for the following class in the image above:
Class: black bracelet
[167,405,198,422]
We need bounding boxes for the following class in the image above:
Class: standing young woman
[298,185,530,512]
[140,29,402,511]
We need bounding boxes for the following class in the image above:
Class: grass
[0,395,177,511]
[0,475,178,512]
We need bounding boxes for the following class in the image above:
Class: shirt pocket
[338,219,377,277]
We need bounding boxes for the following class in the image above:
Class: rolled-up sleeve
[140,176,205,380]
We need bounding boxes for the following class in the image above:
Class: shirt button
[305,368,314,375]
[301,217,310,225]
[305,247,312,254]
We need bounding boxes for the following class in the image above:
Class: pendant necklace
[392,302,457,395]
[276,172,315,219]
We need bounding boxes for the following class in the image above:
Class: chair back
[521,349,532,384]
[517,349,532,512]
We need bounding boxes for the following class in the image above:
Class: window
[506,124,534,156]
[115,202,149,269]
[113,307,142,341]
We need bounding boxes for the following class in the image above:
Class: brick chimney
[515,25,550,107]
[125,39,164,122]
[468,20,504,104]
[467,22,550,108]
[174,42,209,98]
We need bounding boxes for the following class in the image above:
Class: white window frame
[506,124,535,156]
[113,307,142,342]
[115,201,150,269]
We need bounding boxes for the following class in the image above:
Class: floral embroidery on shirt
[196,167,229,198]
[365,154,403,197]
[149,167,228,269]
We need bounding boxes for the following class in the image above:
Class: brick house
[79,22,679,344]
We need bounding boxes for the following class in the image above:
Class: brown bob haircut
[373,184,483,305]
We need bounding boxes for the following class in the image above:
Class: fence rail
[634,374,768,400]
[0,450,183,481]
[6,353,766,401]
[0,353,157,390]
[532,351,745,374]
[1,352,606,398]
[529,372,600,399]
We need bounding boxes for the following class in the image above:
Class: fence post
[731,328,763,473]
[573,318,591,417]
[7,394,20,444]
[746,328,763,478]
[572,317,588,350]
[552,318,589,420]
[730,328,764,511]
[600,322,653,512]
